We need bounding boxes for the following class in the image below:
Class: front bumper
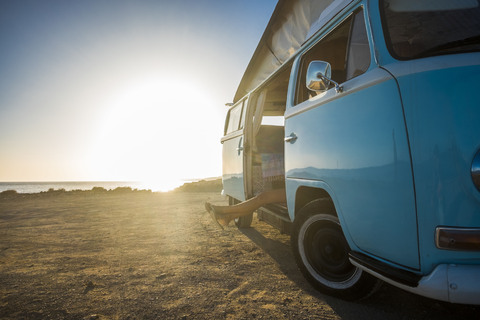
[351,262,480,305]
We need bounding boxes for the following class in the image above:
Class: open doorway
[245,63,291,230]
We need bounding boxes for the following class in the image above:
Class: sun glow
[87,76,220,191]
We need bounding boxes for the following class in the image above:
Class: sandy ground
[0,191,479,319]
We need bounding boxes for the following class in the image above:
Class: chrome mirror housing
[306,61,343,93]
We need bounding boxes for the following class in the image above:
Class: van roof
[233,0,353,103]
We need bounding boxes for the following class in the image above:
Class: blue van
[221,0,480,304]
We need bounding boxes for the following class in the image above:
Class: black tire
[291,199,381,300]
[228,196,253,228]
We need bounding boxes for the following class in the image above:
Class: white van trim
[351,260,480,305]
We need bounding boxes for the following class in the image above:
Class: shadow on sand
[240,225,480,320]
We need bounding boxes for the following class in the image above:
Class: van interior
[249,65,291,213]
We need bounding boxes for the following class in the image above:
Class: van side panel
[285,68,419,269]
[385,55,480,273]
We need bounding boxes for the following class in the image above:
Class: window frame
[379,0,480,61]
[224,99,247,136]
[293,7,371,106]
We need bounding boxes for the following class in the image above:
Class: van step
[257,203,291,234]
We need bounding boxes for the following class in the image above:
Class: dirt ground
[0,191,479,319]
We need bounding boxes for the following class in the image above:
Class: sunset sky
[0,0,277,190]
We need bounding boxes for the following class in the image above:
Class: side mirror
[306,61,343,94]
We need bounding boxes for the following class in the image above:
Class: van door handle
[236,138,243,154]
[284,132,298,143]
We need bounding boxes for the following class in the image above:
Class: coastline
[0,181,145,194]
[0,178,223,196]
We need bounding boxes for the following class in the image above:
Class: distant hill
[173,178,222,193]
[0,186,153,198]
[0,179,224,197]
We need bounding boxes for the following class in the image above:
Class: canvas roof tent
[233,0,353,103]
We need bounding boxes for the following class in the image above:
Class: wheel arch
[294,186,336,218]
[290,183,357,252]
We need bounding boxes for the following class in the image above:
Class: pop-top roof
[233,0,353,102]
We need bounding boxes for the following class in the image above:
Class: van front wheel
[291,200,380,300]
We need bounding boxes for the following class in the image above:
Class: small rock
[83,280,95,294]
[156,273,167,280]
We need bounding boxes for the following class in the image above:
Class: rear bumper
[351,261,480,305]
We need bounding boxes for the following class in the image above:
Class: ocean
[0,181,179,194]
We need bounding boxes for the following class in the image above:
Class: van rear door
[221,99,248,201]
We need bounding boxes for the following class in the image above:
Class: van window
[380,0,480,60]
[261,116,284,126]
[295,9,370,105]
[225,102,244,134]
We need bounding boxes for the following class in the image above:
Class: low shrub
[0,189,18,197]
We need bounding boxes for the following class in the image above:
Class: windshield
[380,0,480,60]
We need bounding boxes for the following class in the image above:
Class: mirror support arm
[319,74,343,93]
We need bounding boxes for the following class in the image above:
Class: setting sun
[87,76,218,190]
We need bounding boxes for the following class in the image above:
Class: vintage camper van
[221,0,480,304]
